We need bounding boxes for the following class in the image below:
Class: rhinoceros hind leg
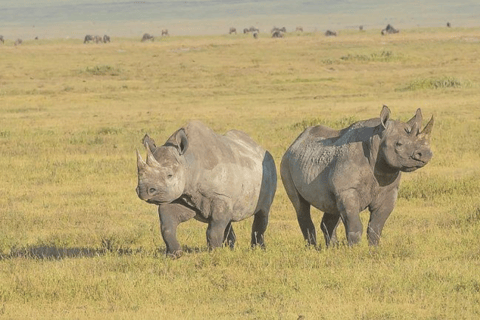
[320,212,340,247]
[251,209,268,248]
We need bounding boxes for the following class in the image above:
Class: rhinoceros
[136,121,277,256]
[280,106,434,247]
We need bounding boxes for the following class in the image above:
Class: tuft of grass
[340,51,399,62]
[398,76,472,91]
[81,65,122,76]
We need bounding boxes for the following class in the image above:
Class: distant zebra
[272,30,284,38]
[272,26,286,34]
[84,35,94,43]
[243,28,249,34]
[141,33,155,42]
[229,27,237,34]
[162,29,169,36]
[325,30,337,37]
[103,35,111,43]
[296,26,303,32]
[14,39,23,46]
[0,35,4,44]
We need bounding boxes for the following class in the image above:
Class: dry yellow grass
[0,28,479,319]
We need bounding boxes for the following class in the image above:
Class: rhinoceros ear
[407,108,423,135]
[136,148,147,171]
[142,134,156,152]
[174,129,189,155]
[419,115,434,140]
[380,105,391,129]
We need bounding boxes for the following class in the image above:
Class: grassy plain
[1,28,480,319]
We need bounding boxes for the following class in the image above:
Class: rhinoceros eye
[167,174,173,179]
[149,187,157,194]
[396,141,404,147]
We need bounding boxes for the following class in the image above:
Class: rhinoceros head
[136,129,189,204]
[378,106,434,172]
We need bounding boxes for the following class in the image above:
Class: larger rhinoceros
[136,121,277,256]
[281,106,434,247]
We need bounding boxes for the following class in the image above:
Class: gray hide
[281,106,434,247]
[136,121,277,256]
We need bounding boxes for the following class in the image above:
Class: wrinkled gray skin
[281,106,434,247]
[136,121,277,257]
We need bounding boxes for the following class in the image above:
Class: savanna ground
[0,28,479,319]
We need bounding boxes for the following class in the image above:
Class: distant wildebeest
[229,27,236,34]
[249,26,259,33]
[136,121,277,257]
[325,30,337,37]
[272,30,284,38]
[14,39,22,46]
[253,31,258,39]
[0,35,4,44]
[381,24,399,35]
[84,35,94,43]
[103,35,110,43]
[296,26,304,32]
[281,106,434,248]
[35,36,38,40]
[162,29,169,36]
[94,35,102,44]
[359,25,364,31]
[447,22,451,28]
[141,33,154,42]
[243,28,249,34]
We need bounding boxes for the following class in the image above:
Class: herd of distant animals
[0,22,454,46]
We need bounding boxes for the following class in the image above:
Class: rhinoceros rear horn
[380,105,391,129]
[145,143,161,167]
[136,148,147,171]
[174,129,189,155]
[419,115,434,140]
[407,108,423,135]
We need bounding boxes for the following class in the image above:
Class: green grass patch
[398,76,472,91]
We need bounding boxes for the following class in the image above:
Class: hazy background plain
[1,0,480,39]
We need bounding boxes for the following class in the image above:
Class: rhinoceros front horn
[136,148,146,171]
[419,115,434,140]
[145,143,161,167]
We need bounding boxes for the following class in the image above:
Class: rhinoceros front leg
[158,203,196,257]
[320,212,341,247]
[367,189,397,246]
[223,222,236,249]
[206,218,231,249]
[337,190,363,246]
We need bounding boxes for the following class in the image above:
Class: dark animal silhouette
[325,30,337,37]
[359,25,364,31]
[296,26,303,32]
[271,27,286,33]
[35,36,38,40]
[447,22,451,28]
[381,24,399,35]
[281,106,434,247]
[249,26,259,33]
[103,35,110,43]
[229,27,237,34]
[141,33,154,42]
[14,39,22,46]
[94,35,102,44]
[272,30,284,38]
[0,35,4,44]
[253,31,258,39]
[84,35,94,43]
[136,121,277,257]
[162,29,169,36]
[243,28,249,34]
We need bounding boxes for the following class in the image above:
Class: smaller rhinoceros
[136,121,277,257]
[281,106,434,247]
